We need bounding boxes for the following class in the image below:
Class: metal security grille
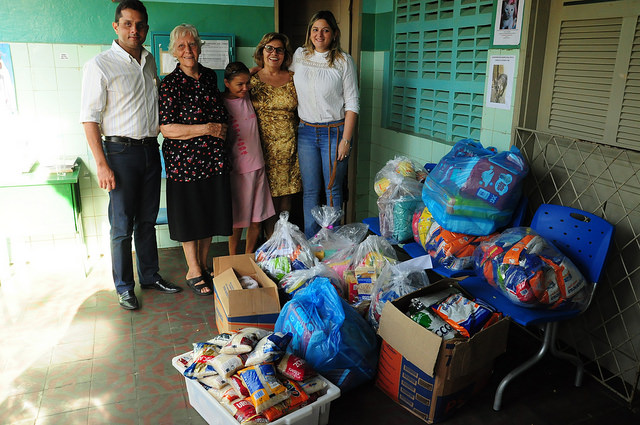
[514,127,640,404]
[390,0,492,141]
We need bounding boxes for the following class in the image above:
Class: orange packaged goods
[263,379,310,421]
[238,363,290,414]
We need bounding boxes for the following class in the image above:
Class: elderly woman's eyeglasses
[264,45,285,55]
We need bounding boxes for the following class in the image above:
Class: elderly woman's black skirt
[165,174,233,242]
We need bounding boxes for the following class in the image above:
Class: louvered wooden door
[537,0,640,150]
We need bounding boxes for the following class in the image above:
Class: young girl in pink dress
[224,62,276,254]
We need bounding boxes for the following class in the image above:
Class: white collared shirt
[290,47,359,123]
[80,40,159,138]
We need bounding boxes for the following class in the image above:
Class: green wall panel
[361,11,392,52]
[374,12,392,51]
[0,0,274,48]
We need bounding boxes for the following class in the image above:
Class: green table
[0,159,85,271]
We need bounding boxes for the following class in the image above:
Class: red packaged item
[229,374,250,397]
[230,397,269,424]
[263,379,310,421]
[277,353,316,381]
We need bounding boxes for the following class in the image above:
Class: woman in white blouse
[290,10,359,238]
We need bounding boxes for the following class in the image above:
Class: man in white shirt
[80,0,181,310]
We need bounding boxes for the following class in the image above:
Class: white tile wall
[5,41,180,266]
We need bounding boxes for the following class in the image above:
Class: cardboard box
[376,279,509,423]
[213,254,280,333]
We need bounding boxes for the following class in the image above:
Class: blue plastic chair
[459,203,615,410]
[157,148,168,226]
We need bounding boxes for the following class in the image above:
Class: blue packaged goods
[422,139,528,235]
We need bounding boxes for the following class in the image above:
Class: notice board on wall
[150,32,235,91]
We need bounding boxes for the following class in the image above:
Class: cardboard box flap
[378,297,443,375]
[442,317,509,380]
[213,253,258,277]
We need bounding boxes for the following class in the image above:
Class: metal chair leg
[493,322,555,411]
[548,321,584,387]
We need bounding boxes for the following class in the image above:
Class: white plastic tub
[172,352,341,425]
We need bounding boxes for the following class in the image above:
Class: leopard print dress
[250,71,302,197]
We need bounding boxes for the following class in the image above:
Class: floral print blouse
[159,64,229,182]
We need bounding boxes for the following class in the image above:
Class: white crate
[172,353,341,425]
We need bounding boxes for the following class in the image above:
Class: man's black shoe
[140,278,182,294]
[118,290,139,310]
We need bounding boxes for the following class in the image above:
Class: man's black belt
[103,136,157,145]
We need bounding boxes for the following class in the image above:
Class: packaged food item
[262,379,309,422]
[432,293,494,338]
[407,299,456,340]
[277,353,316,381]
[424,222,497,272]
[474,227,590,310]
[279,263,345,299]
[228,397,269,424]
[208,333,233,348]
[255,212,317,282]
[238,363,290,414]
[208,384,240,404]
[422,139,528,235]
[299,376,327,395]
[183,342,219,379]
[368,263,430,330]
[228,375,250,397]
[244,332,292,367]
[374,156,426,196]
[378,174,425,243]
[412,206,435,247]
[239,276,259,289]
[211,353,247,379]
[199,373,227,389]
[221,327,270,355]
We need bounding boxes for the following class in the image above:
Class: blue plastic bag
[422,139,528,235]
[274,277,378,392]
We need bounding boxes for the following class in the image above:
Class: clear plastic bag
[423,139,528,235]
[374,156,427,196]
[473,227,590,311]
[348,235,398,271]
[255,211,317,282]
[321,223,370,294]
[307,205,351,261]
[279,262,346,299]
[368,262,431,330]
[378,174,425,243]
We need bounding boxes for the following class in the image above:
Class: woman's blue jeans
[297,120,348,238]
[103,140,162,294]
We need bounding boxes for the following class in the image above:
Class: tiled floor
[1,243,639,425]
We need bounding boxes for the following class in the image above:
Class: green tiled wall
[355,4,518,221]
[0,0,274,48]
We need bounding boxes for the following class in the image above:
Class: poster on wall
[485,55,516,110]
[0,43,18,116]
[492,0,524,48]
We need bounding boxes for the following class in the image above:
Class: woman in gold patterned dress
[250,32,301,236]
